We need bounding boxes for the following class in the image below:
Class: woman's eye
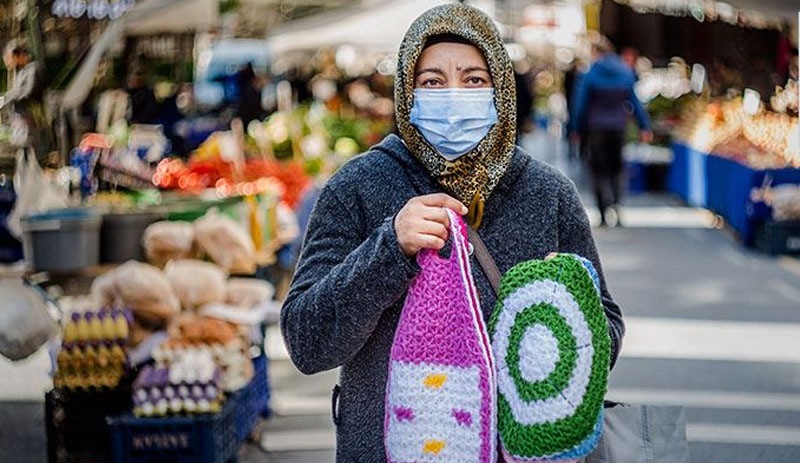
[466,76,488,86]
[420,78,443,87]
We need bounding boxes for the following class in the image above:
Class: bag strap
[466,225,501,296]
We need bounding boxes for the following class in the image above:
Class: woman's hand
[394,193,468,257]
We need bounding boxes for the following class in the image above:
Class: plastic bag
[226,278,274,308]
[7,149,68,239]
[108,260,180,326]
[164,259,227,311]
[194,209,256,274]
[142,220,196,267]
[0,277,59,361]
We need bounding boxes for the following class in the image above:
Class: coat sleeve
[280,181,419,375]
[556,179,625,369]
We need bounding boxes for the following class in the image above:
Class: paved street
[2,133,799,462]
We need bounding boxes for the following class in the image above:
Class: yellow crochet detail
[423,439,446,455]
[423,373,447,389]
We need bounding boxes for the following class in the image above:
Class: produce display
[770,79,798,116]
[133,353,224,417]
[674,96,800,169]
[55,307,132,390]
[158,316,253,392]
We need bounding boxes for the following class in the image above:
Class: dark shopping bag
[584,403,690,463]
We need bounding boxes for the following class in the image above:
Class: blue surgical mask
[410,88,498,161]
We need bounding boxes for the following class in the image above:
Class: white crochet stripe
[494,280,595,425]
[519,324,560,383]
[386,361,482,462]
[447,209,497,462]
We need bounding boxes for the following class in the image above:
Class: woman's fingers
[418,193,468,215]
[394,194,466,257]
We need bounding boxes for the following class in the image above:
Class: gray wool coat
[280,134,624,463]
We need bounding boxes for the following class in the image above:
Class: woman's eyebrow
[457,65,489,73]
[415,67,444,76]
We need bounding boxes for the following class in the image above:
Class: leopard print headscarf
[395,3,516,228]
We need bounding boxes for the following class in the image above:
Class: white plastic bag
[100,260,181,326]
[164,259,228,311]
[0,277,60,361]
[142,220,195,267]
[226,278,274,308]
[194,209,256,274]
[7,149,68,239]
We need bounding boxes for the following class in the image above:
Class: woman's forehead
[416,42,488,70]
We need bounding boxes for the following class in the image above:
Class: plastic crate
[755,220,800,255]
[235,354,272,442]
[46,387,133,463]
[107,395,238,463]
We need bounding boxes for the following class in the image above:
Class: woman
[280,4,624,462]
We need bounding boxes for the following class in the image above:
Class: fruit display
[770,79,798,116]
[675,96,799,168]
[54,307,132,390]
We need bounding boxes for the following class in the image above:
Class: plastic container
[107,395,238,463]
[22,209,102,272]
[46,386,133,463]
[235,354,271,442]
[101,211,164,263]
[755,220,800,255]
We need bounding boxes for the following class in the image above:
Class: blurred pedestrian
[281,5,624,462]
[235,62,266,127]
[571,36,652,227]
[2,39,50,163]
[565,60,588,163]
[126,64,158,125]
[514,69,534,140]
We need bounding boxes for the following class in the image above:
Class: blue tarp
[669,141,800,245]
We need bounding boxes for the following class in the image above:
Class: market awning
[125,0,218,36]
[60,0,218,111]
[265,0,457,56]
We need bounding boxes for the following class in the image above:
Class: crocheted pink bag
[385,209,496,463]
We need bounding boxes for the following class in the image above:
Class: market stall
[668,93,800,252]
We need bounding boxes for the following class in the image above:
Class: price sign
[52,0,135,20]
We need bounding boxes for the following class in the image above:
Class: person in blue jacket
[571,36,652,226]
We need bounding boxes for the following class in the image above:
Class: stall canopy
[265,0,456,56]
[60,0,218,111]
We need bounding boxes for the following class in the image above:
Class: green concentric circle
[506,303,576,402]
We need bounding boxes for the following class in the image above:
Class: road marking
[260,429,336,452]
[607,388,800,411]
[271,396,331,416]
[585,206,714,228]
[622,317,800,363]
[770,279,800,301]
[687,423,800,446]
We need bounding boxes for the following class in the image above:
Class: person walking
[280,5,625,462]
[2,39,50,164]
[571,37,652,227]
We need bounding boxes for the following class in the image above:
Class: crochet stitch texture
[385,210,496,463]
[490,254,610,462]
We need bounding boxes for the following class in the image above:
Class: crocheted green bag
[489,253,610,462]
